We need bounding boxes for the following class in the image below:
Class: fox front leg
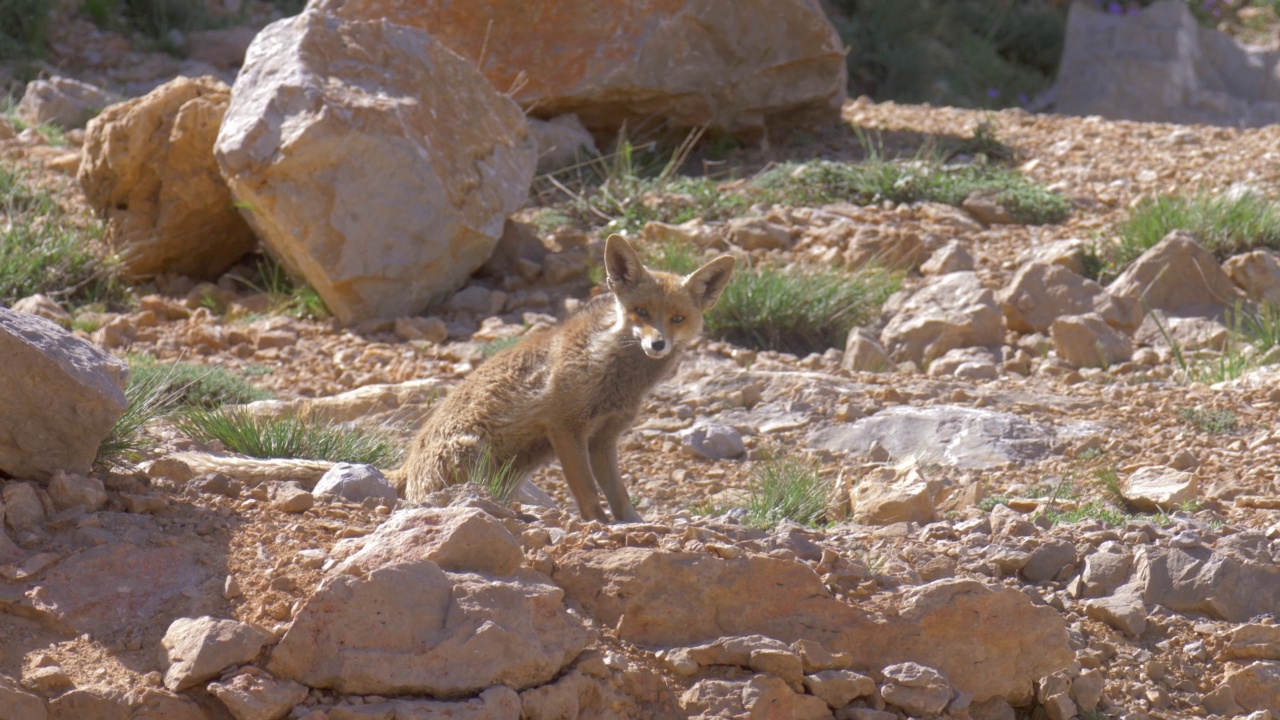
[548,427,610,522]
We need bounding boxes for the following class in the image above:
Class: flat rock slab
[24,543,206,636]
[810,405,1068,469]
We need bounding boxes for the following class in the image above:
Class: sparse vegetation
[1112,191,1280,268]
[532,134,748,235]
[744,455,830,529]
[96,360,185,469]
[463,446,522,502]
[128,356,273,409]
[977,494,1012,512]
[176,408,402,466]
[1179,406,1239,434]
[0,166,125,308]
[231,256,330,320]
[750,157,1070,225]
[707,263,900,355]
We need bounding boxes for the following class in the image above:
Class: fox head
[604,234,735,359]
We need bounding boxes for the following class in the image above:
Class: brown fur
[400,235,734,522]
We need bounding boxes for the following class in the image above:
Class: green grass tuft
[96,361,185,469]
[176,407,401,466]
[707,263,900,355]
[1178,407,1238,435]
[463,446,522,502]
[1113,192,1280,268]
[977,495,1011,512]
[745,455,830,529]
[231,256,330,320]
[0,166,126,308]
[1043,501,1131,528]
[128,356,273,409]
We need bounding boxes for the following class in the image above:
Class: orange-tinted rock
[79,76,257,280]
[309,0,847,134]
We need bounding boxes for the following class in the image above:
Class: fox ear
[685,255,736,311]
[604,234,647,288]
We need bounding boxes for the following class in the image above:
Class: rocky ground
[4,34,1280,720]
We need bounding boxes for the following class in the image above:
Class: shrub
[176,407,401,466]
[707,264,900,355]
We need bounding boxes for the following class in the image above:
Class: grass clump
[977,495,1011,512]
[463,446,522,502]
[128,356,273,409]
[1178,407,1238,434]
[231,256,330,320]
[176,407,401,466]
[745,455,830,529]
[751,158,1069,225]
[1113,192,1280,268]
[0,166,125,307]
[534,135,748,235]
[96,361,185,469]
[707,263,900,355]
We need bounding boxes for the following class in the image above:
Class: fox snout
[634,324,670,359]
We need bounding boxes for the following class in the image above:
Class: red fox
[400,234,735,522]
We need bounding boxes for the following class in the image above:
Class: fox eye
[634,307,649,319]
[671,315,685,324]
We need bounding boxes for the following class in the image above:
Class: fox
[399,234,735,523]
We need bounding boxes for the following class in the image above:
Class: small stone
[1022,540,1075,584]
[804,669,875,708]
[24,664,73,693]
[270,483,314,513]
[208,667,309,720]
[1123,467,1198,512]
[313,463,397,505]
[881,662,952,718]
[680,423,745,460]
[161,616,270,691]
[1083,587,1147,637]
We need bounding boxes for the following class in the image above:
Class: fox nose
[650,339,666,352]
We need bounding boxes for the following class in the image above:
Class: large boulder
[1136,546,1280,623]
[1108,231,1244,319]
[0,308,128,481]
[1053,0,1280,126]
[79,76,256,280]
[216,11,536,325]
[306,0,847,135]
[999,262,1138,334]
[270,507,584,696]
[880,272,1003,368]
[267,561,587,695]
